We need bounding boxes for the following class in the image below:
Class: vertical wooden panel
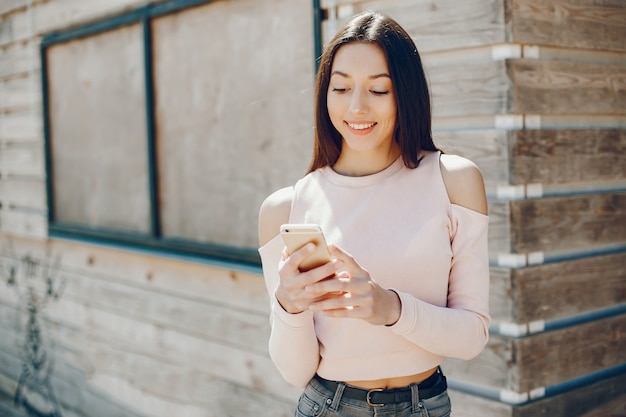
[46,23,151,233]
[152,0,314,248]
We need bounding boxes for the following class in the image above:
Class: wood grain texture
[447,389,513,417]
[0,76,41,113]
[435,129,510,186]
[446,314,626,392]
[321,0,506,53]
[0,41,39,80]
[0,111,42,143]
[511,129,626,185]
[0,177,46,210]
[507,0,626,52]
[429,60,510,117]
[510,192,626,253]
[513,372,626,417]
[508,59,626,114]
[512,252,626,323]
[517,314,626,392]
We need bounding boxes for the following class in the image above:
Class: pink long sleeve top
[259,151,490,388]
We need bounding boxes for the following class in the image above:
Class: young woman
[258,10,490,417]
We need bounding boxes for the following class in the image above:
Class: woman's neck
[332,146,401,177]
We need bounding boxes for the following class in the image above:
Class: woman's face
[327,42,397,157]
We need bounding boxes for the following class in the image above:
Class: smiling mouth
[346,122,376,130]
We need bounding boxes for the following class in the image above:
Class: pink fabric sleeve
[389,205,491,359]
[258,235,320,388]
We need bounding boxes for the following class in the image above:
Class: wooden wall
[1,0,625,417]
[321,0,626,415]
[0,0,311,416]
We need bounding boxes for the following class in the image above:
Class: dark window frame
[41,0,273,270]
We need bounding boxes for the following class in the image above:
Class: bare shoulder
[439,154,488,215]
[258,186,293,246]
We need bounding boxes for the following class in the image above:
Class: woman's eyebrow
[331,70,391,79]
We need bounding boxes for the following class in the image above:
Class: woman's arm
[258,187,322,387]
[388,154,490,359]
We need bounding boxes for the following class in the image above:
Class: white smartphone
[280,224,333,272]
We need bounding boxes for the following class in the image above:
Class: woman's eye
[371,90,390,96]
[331,87,347,93]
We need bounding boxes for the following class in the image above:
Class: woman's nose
[348,89,368,114]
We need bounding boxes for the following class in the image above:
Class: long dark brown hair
[308,11,438,174]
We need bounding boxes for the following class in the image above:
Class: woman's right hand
[275,243,344,314]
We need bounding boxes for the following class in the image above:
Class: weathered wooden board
[488,200,513,256]
[0,0,160,47]
[445,313,626,392]
[0,177,45,210]
[0,142,44,177]
[511,251,626,323]
[508,59,626,114]
[0,41,39,79]
[0,0,32,17]
[510,192,626,254]
[510,129,626,185]
[515,371,626,417]
[490,253,626,325]
[488,267,515,324]
[434,129,510,186]
[507,0,626,52]
[320,0,506,53]
[428,60,509,117]
[0,209,46,238]
[2,236,269,313]
[152,0,314,249]
[0,111,42,143]
[447,371,626,417]
[0,75,41,113]
[516,314,625,392]
[447,389,512,417]
[45,269,271,354]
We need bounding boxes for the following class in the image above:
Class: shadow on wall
[1,246,66,417]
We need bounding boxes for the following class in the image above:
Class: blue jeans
[295,374,451,417]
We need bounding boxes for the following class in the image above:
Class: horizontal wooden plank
[69,338,297,416]
[3,236,269,315]
[511,252,626,323]
[0,0,153,47]
[510,192,626,254]
[0,111,42,142]
[517,313,626,392]
[489,267,515,324]
[429,60,509,117]
[447,389,512,417]
[510,129,626,185]
[321,0,506,53]
[487,200,512,256]
[0,142,44,176]
[51,269,271,354]
[0,75,41,112]
[445,314,626,392]
[509,0,626,52]
[448,371,626,417]
[0,177,45,210]
[508,59,626,114]
[435,129,510,186]
[0,0,28,17]
[0,292,300,412]
[0,41,39,79]
[0,209,47,238]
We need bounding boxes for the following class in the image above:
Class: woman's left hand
[306,244,401,326]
